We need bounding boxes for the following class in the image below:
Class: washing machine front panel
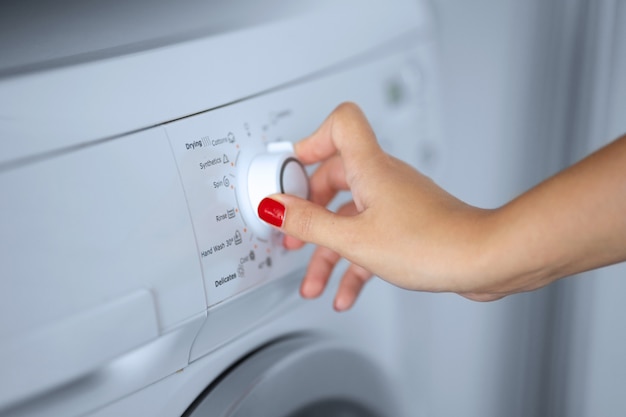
[0,1,441,415]
[0,45,441,417]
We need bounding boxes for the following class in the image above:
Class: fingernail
[258,197,285,228]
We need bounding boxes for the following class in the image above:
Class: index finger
[295,102,383,173]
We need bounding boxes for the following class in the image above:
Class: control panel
[165,106,311,307]
[165,44,443,308]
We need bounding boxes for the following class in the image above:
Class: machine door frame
[183,337,400,417]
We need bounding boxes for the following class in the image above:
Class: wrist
[467,204,559,299]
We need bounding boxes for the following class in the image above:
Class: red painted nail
[258,197,285,228]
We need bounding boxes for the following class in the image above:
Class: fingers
[285,102,381,250]
[334,263,373,311]
[282,154,349,250]
[295,102,383,186]
[300,245,341,298]
[289,199,371,311]
[308,154,348,206]
[260,194,372,310]
[300,240,373,312]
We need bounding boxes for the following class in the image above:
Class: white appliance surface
[0,1,443,416]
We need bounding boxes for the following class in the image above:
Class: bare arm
[257,102,626,310]
[473,133,626,299]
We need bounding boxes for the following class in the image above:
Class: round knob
[245,142,309,238]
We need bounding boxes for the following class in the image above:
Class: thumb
[257,194,350,251]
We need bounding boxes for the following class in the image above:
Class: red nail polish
[258,197,285,228]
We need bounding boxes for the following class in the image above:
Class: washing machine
[0,0,443,416]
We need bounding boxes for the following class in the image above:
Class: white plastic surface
[1,314,205,417]
[0,0,308,75]
[0,128,205,334]
[189,275,301,361]
[0,290,159,409]
[0,44,444,417]
[0,0,429,168]
[0,1,442,415]
[0,127,206,409]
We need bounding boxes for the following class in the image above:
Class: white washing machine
[0,1,443,416]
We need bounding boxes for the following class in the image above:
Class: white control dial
[244,142,309,239]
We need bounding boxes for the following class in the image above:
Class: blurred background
[412,0,626,415]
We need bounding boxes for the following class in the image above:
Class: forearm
[480,134,626,296]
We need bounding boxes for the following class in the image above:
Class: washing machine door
[183,337,399,417]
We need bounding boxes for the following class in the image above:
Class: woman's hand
[257,102,626,311]
[258,102,498,310]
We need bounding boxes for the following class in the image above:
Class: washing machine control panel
[165,104,312,307]
[165,45,443,309]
